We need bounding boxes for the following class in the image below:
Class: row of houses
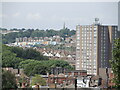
[14,35,76,46]
[3,67,115,88]
[16,35,76,43]
[14,41,58,46]
[37,48,76,67]
[16,36,63,42]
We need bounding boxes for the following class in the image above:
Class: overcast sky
[1,2,118,30]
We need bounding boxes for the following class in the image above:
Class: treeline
[2,45,74,76]
[2,45,48,68]
[10,47,48,60]
[2,28,76,44]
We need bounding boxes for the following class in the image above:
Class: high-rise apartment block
[76,19,118,75]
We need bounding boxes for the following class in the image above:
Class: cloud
[0,14,7,18]
[13,12,20,17]
[27,13,41,20]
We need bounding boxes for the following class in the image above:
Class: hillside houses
[37,48,76,67]
[7,35,76,67]
[15,36,64,46]
[13,35,76,47]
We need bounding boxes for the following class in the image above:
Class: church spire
[63,22,66,29]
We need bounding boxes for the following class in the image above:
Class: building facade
[76,19,118,75]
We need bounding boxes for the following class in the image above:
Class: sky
[1,2,118,30]
[118,1,120,31]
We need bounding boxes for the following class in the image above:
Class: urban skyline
[1,1,120,89]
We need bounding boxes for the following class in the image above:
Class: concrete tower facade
[76,19,118,75]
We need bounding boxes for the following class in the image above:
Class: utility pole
[75,77,77,90]
[106,67,109,89]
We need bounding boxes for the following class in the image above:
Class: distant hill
[2,28,76,44]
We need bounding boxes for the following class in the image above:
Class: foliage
[31,74,46,86]
[2,45,23,68]
[19,60,42,76]
[2,70,17,88]
[0,28,7,30]
[2,32,18,44]
[19,59,39,68]
[2,45,48,68]
[19,60,74,76]
[59,28,75,38]
[10,47,49,60]
[110,38,120,87]
[2,28,76,44]
[47,60,73,70]
[2,44,73,77]
[16,73,29,88]
[31,30,46,37]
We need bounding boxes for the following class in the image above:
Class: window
[77,34,80,37]
[77,47,80,49]
[77,43,80,45]
[77,62,80,64]
[77,37,80,39]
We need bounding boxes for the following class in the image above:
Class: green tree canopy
[31,74,46,86]
[19,60,74,76]
[2,70,17,88]
[2,29,76,44]
[10,46,49,61]
[110,38,120,87]
[2,45,23,68]
[2,45,48,68]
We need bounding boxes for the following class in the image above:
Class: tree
[19,59,38,68]
[2,32,18,43]
[2,28,76,44]
[110,38,120,87]
[48,60,74,70]
[10,46,23,57]
[19,59,74,76]
[10,46,49,61]
[2,70,17,88]
[19,60,49,76]
[19,60,40,76]
[59,28,70,38]
[31,74,46,86]
[21,48,48,60]
[31,30,46,37]
[46,29,58,37]
[16,73,29,88]
[2,45,23,68]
